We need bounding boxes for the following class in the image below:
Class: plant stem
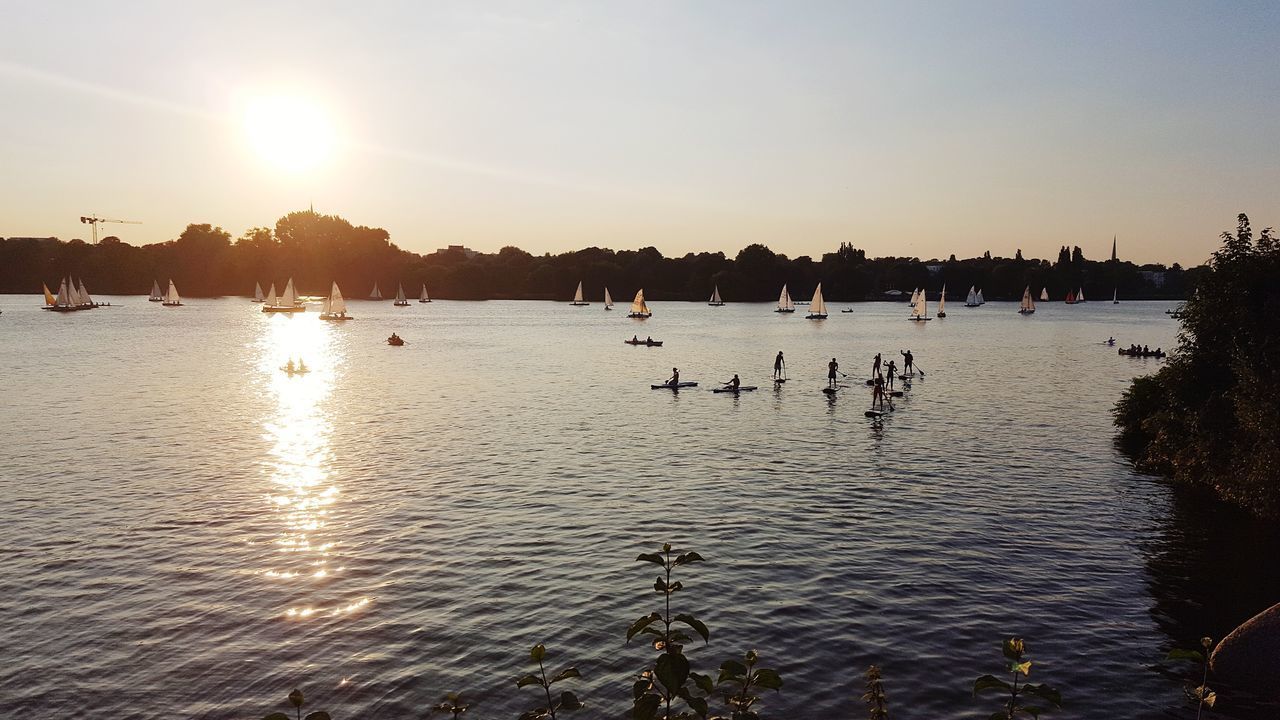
[538,657,557,720]
[1196,659,1209,720]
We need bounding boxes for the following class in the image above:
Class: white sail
[254,282,264,301]
[937,285,946,314]
[630,289,650,315]
[710,285,722,303]
[165,279,181,305]
[1113,287,1118,303]
[966,286,978,305]
[370,282,382,300]
[1040,288,1049,301]
[808,283,827,316]
[777,284,795,311]
[572,281,585,303]
[1019,286,1034,313]
[56,278,71,306]
[320,297,331,315]
[909,289,923,318]
[66,278,81,306]
[604,287,613,307]
[265,283,278,306]
[79,278,93,306]
[395,283,407,303]
[420,284,430,302]
[1077,287,1086,302]
[977,289,985,304]
[150,280,163,300]
[281,278,298,307]
[329,282,347,314]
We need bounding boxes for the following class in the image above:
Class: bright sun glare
[243,95,336,172]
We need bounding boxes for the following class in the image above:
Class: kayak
[652,382,698,389]
[712,386,758,393]
[625,340,663,346]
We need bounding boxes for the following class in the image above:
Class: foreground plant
[431,692,468,718]
[862,665,889,719]
[973,638,1061,718]
[516,643,582,720]
[627,543,712,719]
[713,649,782,720]
[1167,636,1216,719]
[264,688,330,720]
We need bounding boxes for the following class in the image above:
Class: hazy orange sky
[2,2,1277,266]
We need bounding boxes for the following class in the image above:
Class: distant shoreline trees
[1,209,1202,301]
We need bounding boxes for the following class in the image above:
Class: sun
[243,95,336,173]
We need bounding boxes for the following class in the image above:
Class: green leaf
[720,659,748,676]
[669,580,684,593]
[674,551,705,566]
[303,713,331,720]
[517,673,544,688]
[753,668,783,691]
[685,695,709,717]
[973,674,1013,695]
[1165,648,1205,663]
[674,614,710,644]
[558,690,583,711]
[690,671,714,695]
[637,552,666,566]
[288,689,305,708]
[263,714,290,720]
[627,613,662,642]
[654,577,668,593]
[552,667,581,684]
[1020,683,1062,707]
[632,679,650,700]
[530,643,546,662]
[634,693,662,720]
[656,652,691,693]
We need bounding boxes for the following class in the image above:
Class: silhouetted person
[774,351,785,380]
[724,374,740,389]
[828,358,839,388]
[872,352,882,377]
[900,349,914,374]
[668,368,680,386]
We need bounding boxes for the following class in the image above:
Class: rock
[1210,601,1280,700]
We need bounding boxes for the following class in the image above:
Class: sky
[1,1,1277,266]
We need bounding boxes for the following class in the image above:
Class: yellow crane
[80,215,141,243]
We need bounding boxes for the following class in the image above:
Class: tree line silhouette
[1,209,1202,301]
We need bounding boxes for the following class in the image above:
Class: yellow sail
[42,283,55,305]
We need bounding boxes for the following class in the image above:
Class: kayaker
[872,352,882,377]
[667,368,680,386]
[724,374,741,390]
[900,349,914,374]
[1107,337,1115,346]
[646,336,653,344]
[774,351,785,380]
[828,358,839,388]
[632,335,639,343]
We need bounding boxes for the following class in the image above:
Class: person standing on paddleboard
[872,352,882,378]
[774,351,785,380]
[886,360,897,391]
[872,372,886,409]
[828,358,839,388]
[667,368,680,386]
[900,349,914,374]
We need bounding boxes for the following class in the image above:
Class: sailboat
[1111,235,1120,304]
[627,289,652,318]
[1076,287,1087,303]
[965,286,979,307]
[708,285,725,306]
[42,283,56,307]
[805,283,828,319]
[162,279,183,307]
[1113,288,1119,305]
[976,289,985,305]
[1040,288,1049,301]
[604,287,614,310]
[393,283,410,306]
[936,284,947,317]
[263,278,305,312]
[775,284,796,313]
[369,282,383,300]
[908,287,931,321]
[253,282,265,303]
[43,278,88,312]
[419,284,431,303]
[1065,289,1077,304]
[319,282,351,320]
[78,278,96,307]
[570,281,589,306]
[1018,286,1035,315]
[148,280,164,302]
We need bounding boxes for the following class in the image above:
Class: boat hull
[262,306,304,313]
[627,313,651,318]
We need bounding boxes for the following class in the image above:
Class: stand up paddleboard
[865,410,887,417]
[712,386,757,393]
[822,387,839,395]
[652,382,698,389]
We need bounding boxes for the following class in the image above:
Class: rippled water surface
[2,295,1276,719]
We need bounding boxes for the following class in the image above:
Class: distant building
[434,244,478,258]
[1139,270,1167,288]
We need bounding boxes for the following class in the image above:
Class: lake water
[2,295,1277,719]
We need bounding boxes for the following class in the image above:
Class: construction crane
[80,215,141,244]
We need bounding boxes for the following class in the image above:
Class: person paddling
[886,360,897,391]
[872,372,886,410]
[724,374,741,390]
[774,351,786,380]
[828,358,839,388]
[872,352,882,377]
[667,368,680,387]
[900,349,914,374]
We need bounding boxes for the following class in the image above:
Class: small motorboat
[625,338,663,346]
[841,308,854,313]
